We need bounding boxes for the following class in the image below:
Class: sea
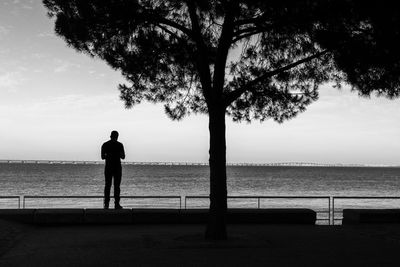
[1,163,400,224]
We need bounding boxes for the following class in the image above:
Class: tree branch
[231,27,269,43]
[224,50,330,106]
[156,17,194,38]
[156,24,186,42]
[234,13,267,26]
[234,26,262,36]
[212,2,238,99]
[185,1,213,101]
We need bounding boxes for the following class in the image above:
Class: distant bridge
[0,160,104,165]
[0,160,206,166]
[0,159,378,167]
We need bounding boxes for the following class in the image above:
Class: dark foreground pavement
[2,221,400,266]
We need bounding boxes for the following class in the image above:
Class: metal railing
[0,196,20,208]
[332,196,400,225]
[22,195,182,209]
[2,195,331,223]
[185,195,331,224]
[4,195,400,225]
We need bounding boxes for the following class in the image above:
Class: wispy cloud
[0,26,10,40]
[12,0,33,9]
[2,0,36,16]
[54,61,81,73]
[0,71,24,90]
[37,32,55,38]
[31,52,47,59]
[24,94,120,114]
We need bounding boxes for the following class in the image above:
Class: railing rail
[22,195,182,209]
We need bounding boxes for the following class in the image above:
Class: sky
[0,0,399,165]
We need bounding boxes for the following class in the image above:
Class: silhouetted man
[101,130,125,209]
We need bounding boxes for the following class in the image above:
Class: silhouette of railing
[185,195,331,224]
[332,196,400,225]
[4,195,400,225]
[3,195,331,223]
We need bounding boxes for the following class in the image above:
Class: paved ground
[2,220,400,266]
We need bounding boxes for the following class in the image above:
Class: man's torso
[102,140,124,168]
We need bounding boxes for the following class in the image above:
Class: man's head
[110,130,119,140]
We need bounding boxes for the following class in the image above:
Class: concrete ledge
[34,209,84,224]
[85,209,133,224]
[343,209,400,224]
[180,209,208,224]
[132,209,181,224]
[0,208,316,225]
[227,209,316,224]
[0,209,36,223]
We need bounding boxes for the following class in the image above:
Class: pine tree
[44,0,400,239]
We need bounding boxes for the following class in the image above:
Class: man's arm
[120,144,125,160]
[101,143,106,160]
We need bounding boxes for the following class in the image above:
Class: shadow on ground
[1,223,400,266]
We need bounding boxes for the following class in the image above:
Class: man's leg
[104,169,112,209]
[114,168,122,209]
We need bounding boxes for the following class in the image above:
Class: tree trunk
[205,106,228,240]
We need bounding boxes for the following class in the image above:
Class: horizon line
[0,159,399,167]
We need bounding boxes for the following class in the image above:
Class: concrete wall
[343,209,400,224]
[0,208,316,225]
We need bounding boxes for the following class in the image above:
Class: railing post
[258,197,260,209]
[328,197,331,225]
[332,197,335,226]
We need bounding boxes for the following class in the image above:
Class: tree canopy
[43,0,400,124]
